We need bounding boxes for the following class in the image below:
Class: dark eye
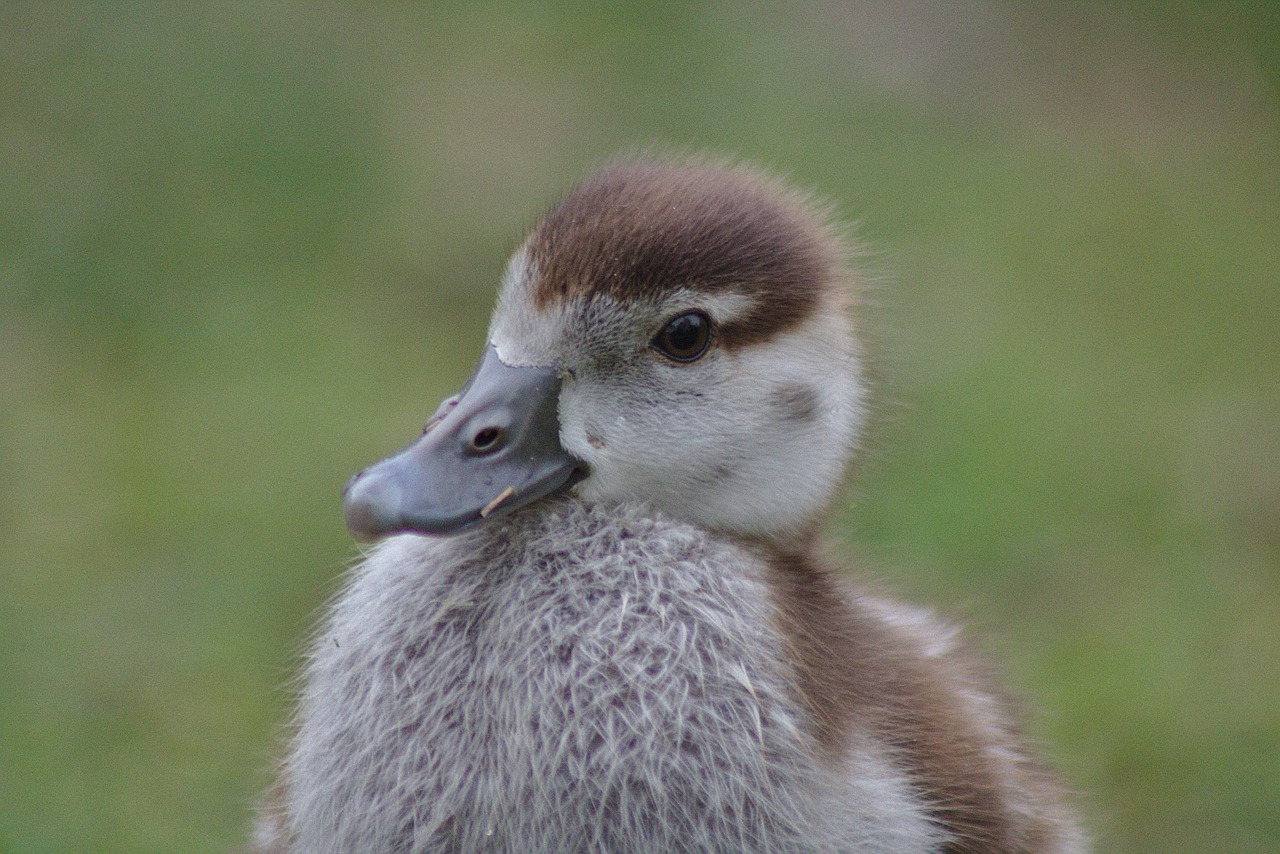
[652,311,713,362]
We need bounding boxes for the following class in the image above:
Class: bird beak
[341,345,582,539]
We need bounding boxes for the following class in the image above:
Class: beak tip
[342,470,403,541]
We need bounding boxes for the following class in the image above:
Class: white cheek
[564,308,864,537]
[699,314,863,534]
[558,378,656,483]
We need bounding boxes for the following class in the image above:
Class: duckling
[253,157,1086,852]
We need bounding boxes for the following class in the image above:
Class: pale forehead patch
[489,248,564,367]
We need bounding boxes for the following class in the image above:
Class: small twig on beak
[480,486,516,518]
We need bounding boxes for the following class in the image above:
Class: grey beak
[342,345,582,539]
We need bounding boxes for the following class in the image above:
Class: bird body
[254,157,1085,852]
[282,500,944,852]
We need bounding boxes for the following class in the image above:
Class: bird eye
[652,311,713,362]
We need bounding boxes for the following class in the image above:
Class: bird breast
[283,498,939,852]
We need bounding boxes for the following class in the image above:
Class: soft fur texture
[267,500,945,853]
[257,499,1084,852]
[254,157,1086,852]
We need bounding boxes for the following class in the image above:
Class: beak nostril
[470,426,504,453]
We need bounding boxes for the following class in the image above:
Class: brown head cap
[526,158,849,349]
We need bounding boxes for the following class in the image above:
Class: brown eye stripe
[526,159,847,349]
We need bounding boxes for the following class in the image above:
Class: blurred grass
[1,2,1277,851]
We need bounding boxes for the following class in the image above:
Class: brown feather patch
[761,543,1073,852]
[526,159,847,349]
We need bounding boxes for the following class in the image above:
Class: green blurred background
[2,2,1277,851]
